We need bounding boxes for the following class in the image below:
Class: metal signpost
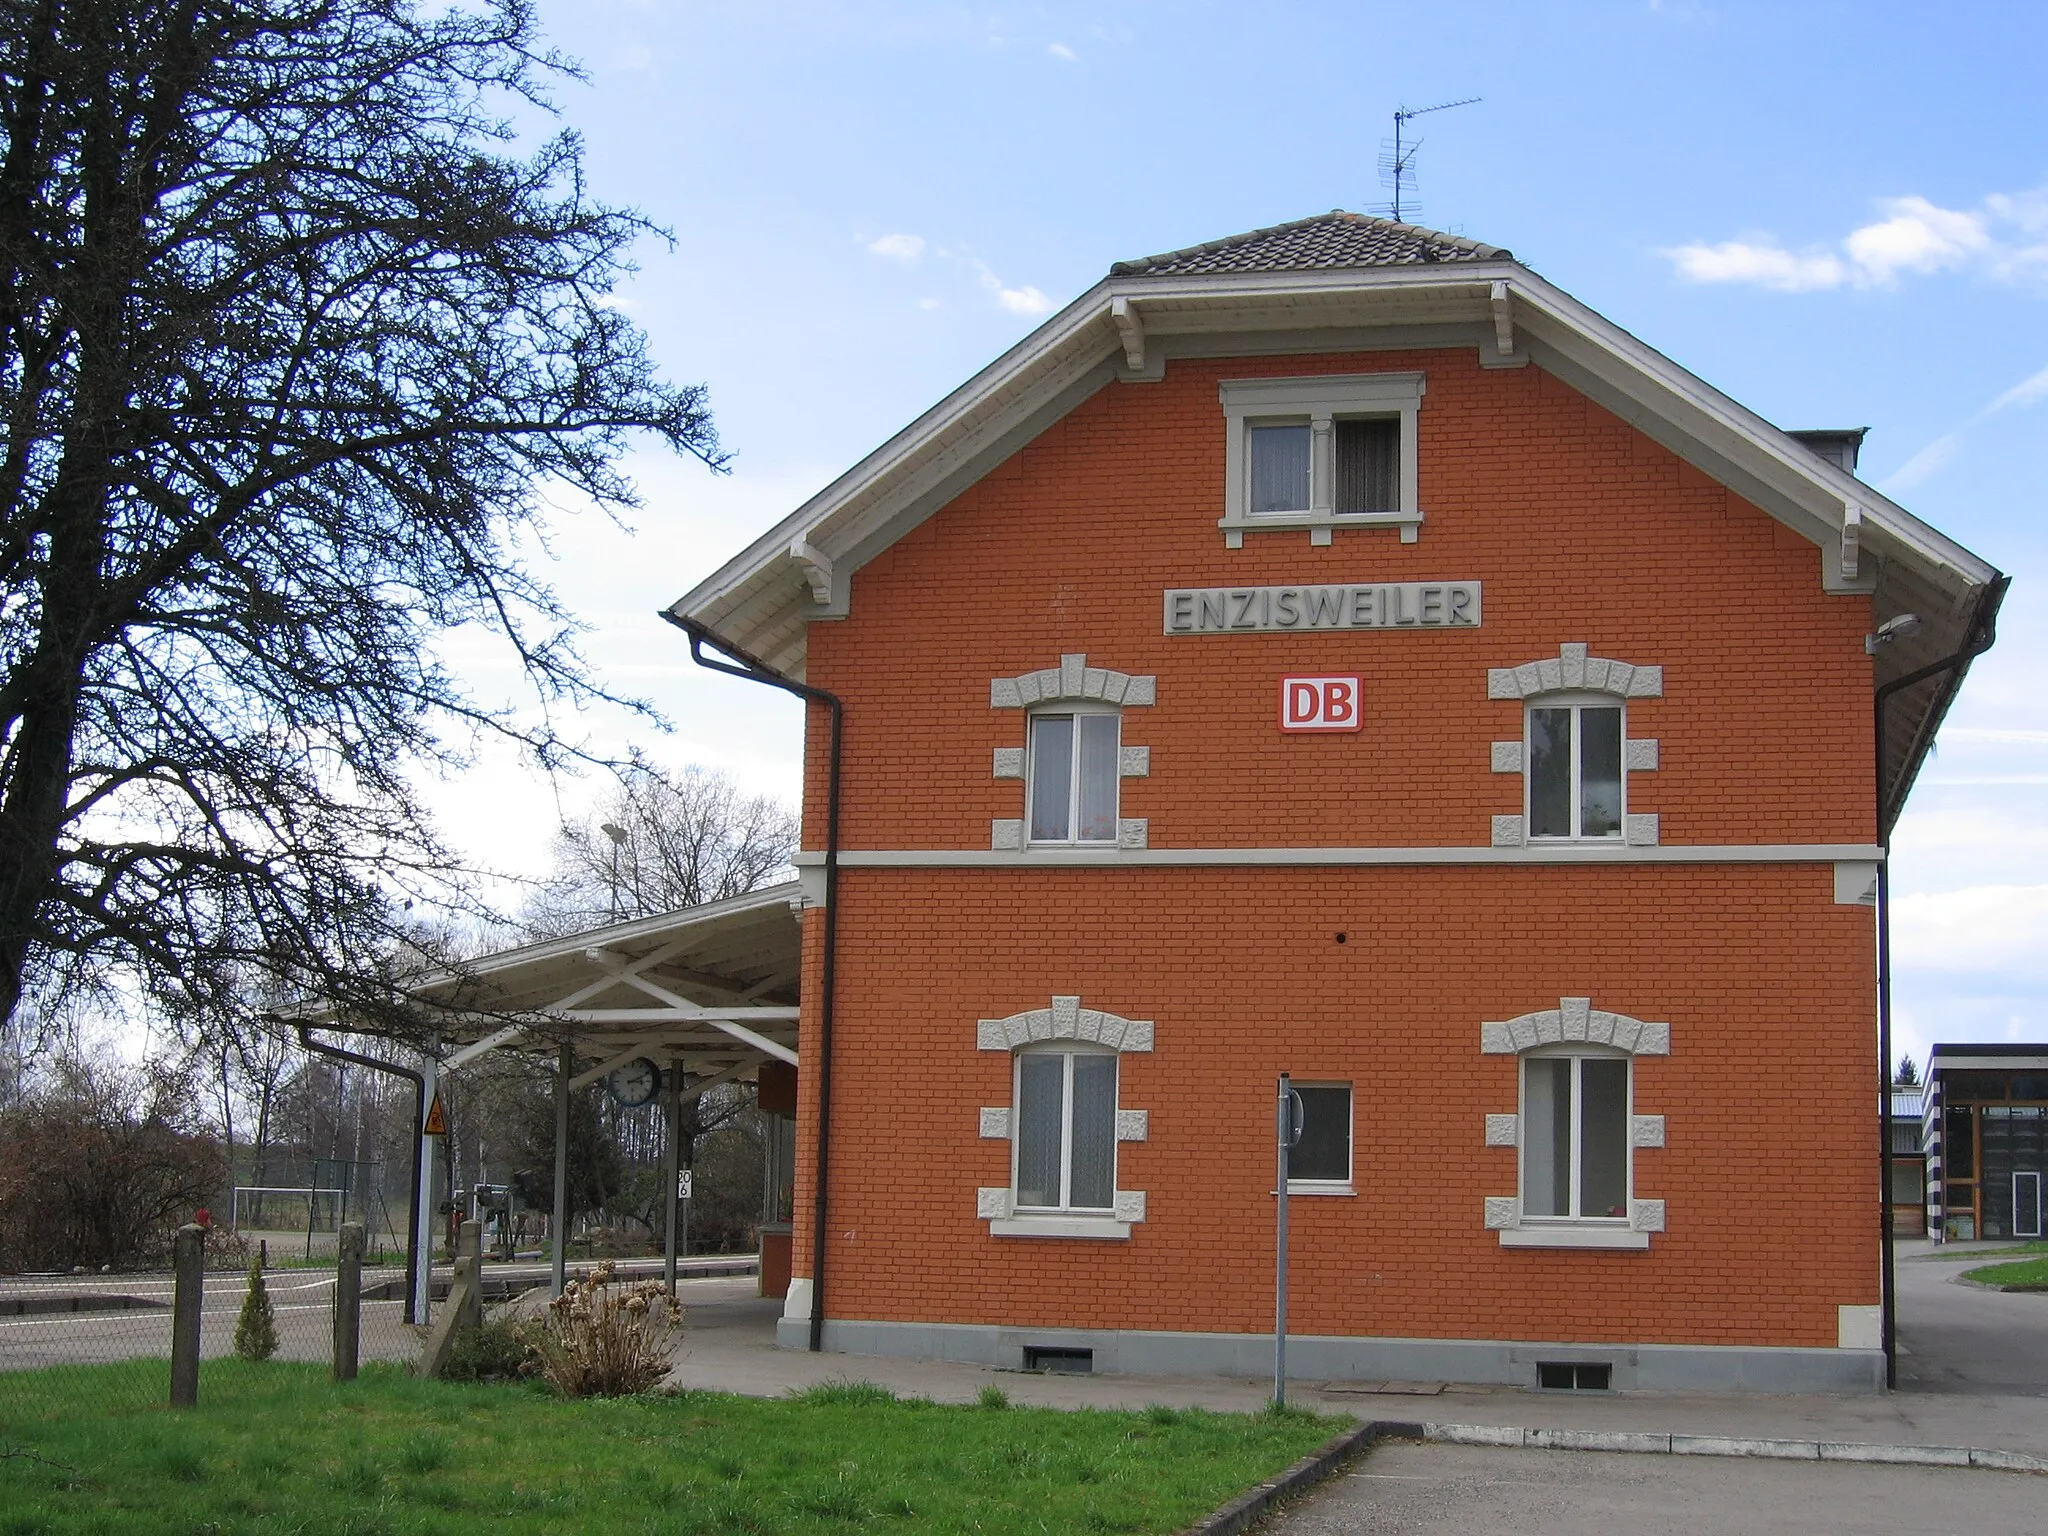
[414,1042,442,1327]
[1274,1073,1304,1407]
[679,1168,693,1262]
[663,1065,682,1295]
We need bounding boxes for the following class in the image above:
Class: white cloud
[1877,357,2048,493]
[874,242,1056,318]
[1892,884,2048,983]
[1989,362,2048,413]
[1662,187,2045,292]
[995,284,1053,315]
[866,232,926,262]
[1878,432,1959,495]
[1941,727,2048,746]
[972,259,1056,316]
[1841,196,1989,281]
[1661,240,1845,292]
[1047,41,1077,61]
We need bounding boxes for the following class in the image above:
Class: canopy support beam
[445,1023,524,1070]
[551,1043,571,1299]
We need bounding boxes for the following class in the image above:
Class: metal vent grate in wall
[1022,1346,1094,1374]
[1536,1362,1612,1391]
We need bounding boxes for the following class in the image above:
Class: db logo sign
[1279,676,1362,732]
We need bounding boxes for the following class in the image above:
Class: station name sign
[1163,581,1482,635]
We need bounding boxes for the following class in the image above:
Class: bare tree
[194,1018,295,1187]
[523,759,796,936]
[0,0,724,1040]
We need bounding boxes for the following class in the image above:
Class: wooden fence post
[170,1223,205,1407]
[334,1221,365,1382]
[417,1218,482,1378]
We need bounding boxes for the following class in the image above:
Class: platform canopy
[310,881,804,1083]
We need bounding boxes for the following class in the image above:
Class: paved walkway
[1266,1440,2044,1534]
[653,1241,2048,1459]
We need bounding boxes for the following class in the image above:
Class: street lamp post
[600,821,627,921]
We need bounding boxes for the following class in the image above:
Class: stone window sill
[1498,1225,1650,1250]
[1219,511,1422,548]
[989,1216,1132,1240]
[1270,1186,1356,1197]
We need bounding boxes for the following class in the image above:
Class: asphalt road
[1269,1442,2043,1535]
[1894,1248,2048,1395]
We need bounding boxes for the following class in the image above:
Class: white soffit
[399,881,802,1037]
[668,261,1999,681]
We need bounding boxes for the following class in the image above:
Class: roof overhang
[303,883,804,1075]
[669,262,2003,826]
[1928,1045,2048,1074]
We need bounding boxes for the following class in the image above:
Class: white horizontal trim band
[793,844,1883,869]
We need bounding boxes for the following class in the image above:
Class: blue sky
[434,0,2047,1068]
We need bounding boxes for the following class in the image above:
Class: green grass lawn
[0,1361,1342,1535]
[1962,1253,2048,1288]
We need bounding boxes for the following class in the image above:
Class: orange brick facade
[781,346,1882,1381]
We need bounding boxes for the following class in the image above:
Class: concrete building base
[773,1315,1886,1394]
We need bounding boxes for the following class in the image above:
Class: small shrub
[1262,1398,1317,1423]
[157,1445,207,1484]
[395,1435,452,1476]
[440,1319,532,1385]
[976,1385,1009,1410]
[524,1261,679,1398]
[232,1249,278,1362]
[331,1450,383,1498]
[789,1378,894,1407]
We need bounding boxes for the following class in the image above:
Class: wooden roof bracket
[1111,294,1145,372]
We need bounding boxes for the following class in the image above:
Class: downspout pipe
[1872,572,2008,1389]
[289,1023,427,1324]
[662,610,843,1353]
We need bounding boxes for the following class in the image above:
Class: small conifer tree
[234,1244,279,1362]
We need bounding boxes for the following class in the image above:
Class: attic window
[1221,373,1424,547]
[1249,420,1398,516]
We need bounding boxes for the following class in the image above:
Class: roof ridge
[1109,209,1507,277]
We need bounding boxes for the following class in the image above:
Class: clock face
[607,1057,662,1108]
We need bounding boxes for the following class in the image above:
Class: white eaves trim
[668,256,1999,677]
[1498,269,1997,596]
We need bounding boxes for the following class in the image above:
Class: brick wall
[782,347,1880,1350]
[789,866,1874,1348]
[801,348,1873,851]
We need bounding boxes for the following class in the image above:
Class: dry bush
[0,1053,225,1270]
[524,1262,680,1397]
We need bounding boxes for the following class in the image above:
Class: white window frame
[1524,692,1627,842]
[1219,373,1425,547]
[1011,1043,1118,1215]
[1519,1045,1632,1227]
[1284,1080,1355,1196]
[1026,706,1121,846]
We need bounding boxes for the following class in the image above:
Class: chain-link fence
[0,1227,424,1418]
[2,1223,754,1423]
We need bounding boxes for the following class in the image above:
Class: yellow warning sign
[422,1093,448,1136]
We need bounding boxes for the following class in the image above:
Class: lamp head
[1864,613,1921,655]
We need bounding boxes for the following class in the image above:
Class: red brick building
[670,214,2003,1392]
